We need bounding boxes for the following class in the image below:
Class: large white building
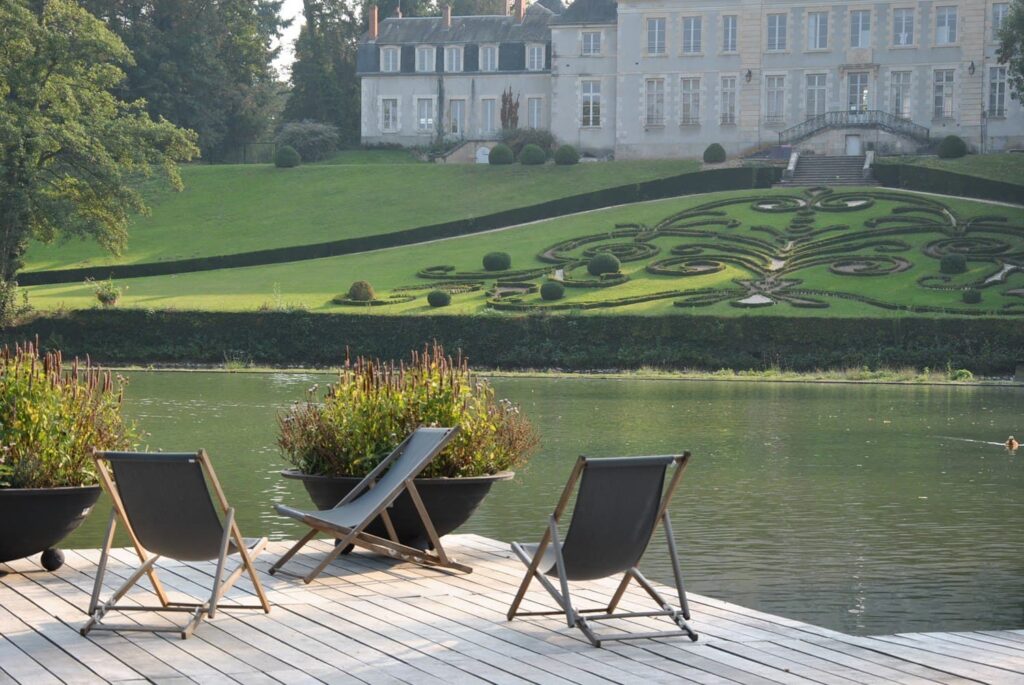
[358,0,1023,158]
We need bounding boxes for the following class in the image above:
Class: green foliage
[554,145,580,166]
[519,144,547,166]
[488,144,514,165]
[500,128,556,157]
[427,290,451,307]
[937,135,968,159]
[482,252,512,271]
[275,121,340,162]
[0,280,31,328]
[962,288,982,304]
[87,278,122,308]
[948,367,975,381]
[703,143,727,164]
[346,280,375,301]
[540,281,565,301]
[0,340,135,488]
[940,254,967,274]
[274,145,302,168]
[587,253,621,276]
[277,344,538,478]
[997,1,1024,102]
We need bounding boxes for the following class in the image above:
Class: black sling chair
[507,454,697,647]
[82,451,271,640]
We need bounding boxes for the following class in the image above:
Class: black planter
[281,469,513,549]
[0,485,102,571]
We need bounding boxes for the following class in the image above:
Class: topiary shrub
[275,121,340,162]
[482,252,512,271]
[488,143,514,165]
[519,144,546,165]
[937,135,968,159]
[703,143,726,164]
[587,253,621,276]
[962,288,982,304]
[540,281,565,301]
[500,128,556,157]
[347,280,376,301]
[940,254,967,274]
[274,145,301,168]
[427,290,451,307]
[554,144,580,166]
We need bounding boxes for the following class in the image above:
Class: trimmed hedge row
[20,166,780,286]
[6,309,1023,374]
[874,163,1024,205]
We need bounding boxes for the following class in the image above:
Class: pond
[64,371,1024,637]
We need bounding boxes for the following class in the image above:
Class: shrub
[275,121,340,162]
[937,135,968,159]
[949,368,974,381]
[277,344,539,478]
[703,143,727,164]
[86,277,121,308]
[347,280,376,302]
[274,145,301,168]
[500,128,556,157]
[482,252,512,271]
[488,143,514,165]
[587,253,621,276]
[427,290,451,307]
[962,289,982,304]
[940,254,967,274]
[0,341,135,488]
[519,144,546,165]
[554,144,580,166]
[540,281,565,301]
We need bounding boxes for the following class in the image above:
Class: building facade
[358,0,1023,158]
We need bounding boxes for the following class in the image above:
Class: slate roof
[551,0,617,25]
[365,4,555,44]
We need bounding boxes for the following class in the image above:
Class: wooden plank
[872,634,1024,674]
[0,634,61,685]
[0,604,104,684]
[767,638,947,685]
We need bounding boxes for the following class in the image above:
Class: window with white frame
[381,98,399,132]
[527,44,545,71]
[449,99,466,135]
[935,6,957,44]
[527,97,543,128]
[808,12,828,50]
[989,66,1007,116]
[806,74,827,116]
[722,15,738,52]
[680,77,700,124]
[721,76,737,124]
[416,98,434,132]
[893,9,914,45]
[647,17,666,55]
[582,31,601,55]
[481,98,497,133]
[581,80,601,126]
[933,69,954,118]
[891,71,911,118]
[847,71,869,112]
[444,46,463,72]
[993,3,1009,39]
[850,10,870,48]
[683,17,702,53]
[766,75,785,121]
[645,78,665,125]
[416,46,434,72]
[767,14,787,51]
[480,45,498,72]
[380,47,400,72]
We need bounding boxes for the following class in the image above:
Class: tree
[997,0,1024,100]
[451,0,504,14]
[500,87,520,129]
[0,0,199,288]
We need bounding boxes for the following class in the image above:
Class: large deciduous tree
[0,0,199,289]
[998,0,1024,100]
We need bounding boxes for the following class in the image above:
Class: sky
[273,0,306,75]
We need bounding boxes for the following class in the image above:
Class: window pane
[809,12,828,49]
[723,16,737,52]
[721,76,737,124]
[647,18,666,54]
[894,10,913,45]
[683,17,702,53]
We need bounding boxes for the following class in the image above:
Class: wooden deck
[1,534,1022,684]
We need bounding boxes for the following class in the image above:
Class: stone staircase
[777,154,877,186]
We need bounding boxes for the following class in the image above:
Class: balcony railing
[778,109,930,146]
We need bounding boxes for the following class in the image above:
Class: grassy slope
[880,153,1024,185]
[23,158,699,271]
[25,188,1024,318]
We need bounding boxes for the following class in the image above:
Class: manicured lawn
[314,148,421,164]
[881,153,1024,185]
[22,157,699,271]
[25,187,1024,318]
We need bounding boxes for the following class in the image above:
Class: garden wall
[874,164,1024,204]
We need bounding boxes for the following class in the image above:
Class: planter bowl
[281,469,513,549]
[0,485,102,571]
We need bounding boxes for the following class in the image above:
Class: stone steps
[777,154,877,187]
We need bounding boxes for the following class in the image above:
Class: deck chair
[81,451,271,640]
[507,453,697,647]
[269,426,469,583]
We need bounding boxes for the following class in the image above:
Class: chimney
[514,0,525,22]
[443,4,451,28]
[369,4,379,39]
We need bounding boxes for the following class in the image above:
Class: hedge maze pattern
[401,187,1024,314]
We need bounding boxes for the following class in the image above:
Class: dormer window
[444,45,463,72]
[415,46,434,72]
[480,44,498,72]
[380,46,400,73]
[527,44,545,71]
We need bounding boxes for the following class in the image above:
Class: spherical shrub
[940,254,967,274]
[482,251,512,271]
[427,290,451,307]
[937,135,968,159]
[962,288,982,304]
[554,144,580,166]
[587,253,621,276]
[488,143,514,165]
[540,281,565,301]
[703,143,726,164]
[274,145,301,168]
[519,144,546,165]
[275,121,340,162]
[347,280,376,301]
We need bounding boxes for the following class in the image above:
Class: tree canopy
[998,0,1024,101]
